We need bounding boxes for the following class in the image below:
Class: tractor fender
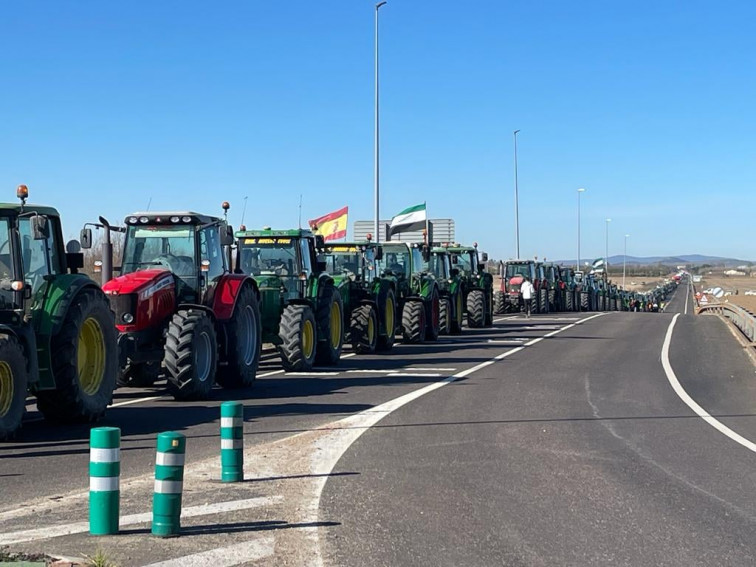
[207,274,260,322]
[0,323,40,387]
[310,273,335,301]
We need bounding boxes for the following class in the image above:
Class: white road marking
[346,369,396,374]
[493,315,519,322]
[487,338,529,344]
[286,372,341,376]
[257,369,285,378]
[387,372,444,378]
[0,496,282,545]
[110,396,164,408]
[144,537,275,567]
[307,311,605,566]
[408,367,457,371]
[662,313,756,453]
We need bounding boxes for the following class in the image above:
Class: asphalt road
[2,282,756,566]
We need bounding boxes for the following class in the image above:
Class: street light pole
[605,217,611,273]
[576,188,586,272]
[513,129,521,258]
[623,234,629,289]
[374,1,387,243]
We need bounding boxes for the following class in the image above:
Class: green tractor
[0,186,118,439]
[320,242,398,353]
[380,242,441,343]
[235,228,344,371]
[441,244,494,327]
[427,246,465,334]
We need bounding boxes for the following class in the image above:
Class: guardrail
[697,301,756,344]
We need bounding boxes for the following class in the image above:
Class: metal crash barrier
[697,302,756,346]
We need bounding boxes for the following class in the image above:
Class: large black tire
[580,291,590,311]
[539,288,549,314]
[484,289,494,326]
[467,289,486,328]
[565,290,574,312]
[216,285,262,389]
[37,290,118,423]
[548,289,556,312]
[376,288,396,352]
[277,304,317,371]
[450,292,463,335]
[0,335,28,440]
[425,287,441,342]
[165,310,218,400]
[438,297,452,335]
[118,362,160,388]
[315,285,344,366]
[351,303,378,354]
[493,290,506,315]
[401,299,426,344]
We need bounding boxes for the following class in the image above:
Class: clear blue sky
[2,1,754,262]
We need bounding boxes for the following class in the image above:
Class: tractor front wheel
[278,304,317,371]
[376,288,396,352]
[467,289,486,328]
[439,297,452,335]
[401,299,426,344]
[216,285,262,389]
[0,335,28,440]
[493,290,505,314]
[37,290,118,423]
[425,288,440,342]
[165,310,218,401]
[315,285,344,366]
[351,304,378,354]
[450,292,463,335]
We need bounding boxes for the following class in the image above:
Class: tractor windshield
[455,252,475,274]
[424,252,448,279]
[323,249,362,277]
[238,238,299,279]
[381,249,411,279]
[0,218,16,309]
[122,226,197,285]
[506,264,531,278]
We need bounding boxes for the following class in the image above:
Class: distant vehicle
[745,290,756,296]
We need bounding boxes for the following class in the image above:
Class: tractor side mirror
[315,235,325,249]
[32,215,49,240]
[478,263,486,272]
[219,225,234,247]
[421,244,431,263]
[481,252,488,262]
[80,228,93,249]
[374,246,383,261]
[316,260,327,273]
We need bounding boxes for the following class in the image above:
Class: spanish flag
[308,206,348,241]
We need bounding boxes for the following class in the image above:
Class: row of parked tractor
[494,258,678,314]
[0,188,495,439]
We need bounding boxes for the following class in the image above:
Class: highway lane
[321,290,756,566]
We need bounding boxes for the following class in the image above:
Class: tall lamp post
[374,1,387,242]
[623,234,630,289]
[605,218,611,273]
[513,129,521,258]
[576,187,586,272]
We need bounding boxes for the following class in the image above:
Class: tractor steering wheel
[155,254,180,272]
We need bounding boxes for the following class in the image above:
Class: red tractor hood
[103,269,174,297]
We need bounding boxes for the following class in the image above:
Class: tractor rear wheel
[401,299,426,343]
[566,290,574,311]
[118,362,160,388]
[425,288,440,342]
[539,288,548,314]
[467,289,486,328]
[376,288,396,352]
[217,285,262,389]
[0,335,28,440]
[580,291,589,311]
[439,297,452,335]
[493,290,505,314]
[450,292,463,334]
[315,285,344,366]
[37,289,118,423]
[484,290,493,326]
[278,304,317,371]
[165,310,218,401]
[351,304,378,354]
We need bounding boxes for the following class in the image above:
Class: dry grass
[694,273,756,313]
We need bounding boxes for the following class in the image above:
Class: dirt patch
[694,274,756,313]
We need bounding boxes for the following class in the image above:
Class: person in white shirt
[520,277,535,318]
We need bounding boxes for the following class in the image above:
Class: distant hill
[555,255,753,268]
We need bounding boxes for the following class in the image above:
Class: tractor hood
[103,269,174,298]
[507,275,524,292]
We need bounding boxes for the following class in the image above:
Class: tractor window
[424,252,448,279]
[456,252,474,274]
[18,216,61,297]
[381,249,411,278]
[199,226,225,287]
[299,239,313,275]
[506,264,531,278]
[411,248,424,273]
[0,219,15,308]
[122,226,197,292]
[323,251,361,276]
[238,238,299,293]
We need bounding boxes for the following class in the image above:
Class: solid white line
[110,396,164,408]
[0,496,282,545]
[346,369,396,374]
[387,373,444,378]
[144,536,275,567]
[286,372,341,376]
[661,313,756,453]
[257,370,285,378]
[408,367,457,372]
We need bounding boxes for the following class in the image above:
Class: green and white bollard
[220,401,244,482]
[152,431,186,538]
[89,426,121,535]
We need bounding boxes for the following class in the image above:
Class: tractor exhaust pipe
[99,216,114,286]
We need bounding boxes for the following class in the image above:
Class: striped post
[220,401,244,483]
[152,431,186,538]
[89,426,120,535]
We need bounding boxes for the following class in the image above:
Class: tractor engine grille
[112,293,138,325]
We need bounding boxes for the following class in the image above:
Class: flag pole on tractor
[424,201,429,245]
[308,206,349,242]
[388,202,427,241]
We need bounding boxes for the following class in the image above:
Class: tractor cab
[321,242,382,284]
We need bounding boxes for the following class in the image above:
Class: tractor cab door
[199,224,225,301]
[17,215,64,312]
[0,217,20,312]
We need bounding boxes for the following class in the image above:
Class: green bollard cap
[90,427,120,449]
[156,431,186,454]
[220,401,243,418]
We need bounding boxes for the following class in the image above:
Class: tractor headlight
[122,313,134,324]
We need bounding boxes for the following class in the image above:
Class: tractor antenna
[298,194,303,229]
[146,197,152,211]
[240,196,248,226]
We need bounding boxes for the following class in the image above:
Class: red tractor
[82,206,262,400]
